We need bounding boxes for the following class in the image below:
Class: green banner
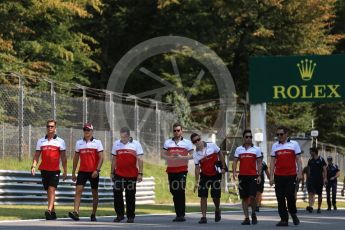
[249,54,345,104]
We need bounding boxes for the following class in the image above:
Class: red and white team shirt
[36,135,66,171]
[163,138,193,173]
[193,142,221,176]
[75,137,103,172]
[234,145,262,176]
[111,139,144,178]
[271,140,301,176]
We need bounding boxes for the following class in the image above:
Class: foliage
[1,0,345,145]
[0,0,102,83]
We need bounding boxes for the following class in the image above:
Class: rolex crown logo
[297,59,316,81]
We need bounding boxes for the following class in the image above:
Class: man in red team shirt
[111,127,144,223]
[69,123,104,221]
[232,129,262,225]
[31,119,67,220]
[270,126,302,226]
[191,133,226,224]
[162,123,193,222]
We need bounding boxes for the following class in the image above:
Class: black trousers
[168,172,187,217]
[326,182,337,208]
[274,175,297,221]
[113,175,137,218]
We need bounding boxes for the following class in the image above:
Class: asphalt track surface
[0,208,344,229]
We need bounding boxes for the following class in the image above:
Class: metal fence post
[2,123,4,159]
[104,130,107,161]
[51,81,56,120]
[155,101,160,156]
[18,75,24,161]
[69,127,73,158]
[28,124,32,158]
[108,92,115,131]
[82,87,88,124]
[134,97,139,141]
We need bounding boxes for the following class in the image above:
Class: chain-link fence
[0,73,175,161]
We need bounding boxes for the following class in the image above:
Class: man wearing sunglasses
[31,119,67,220]
[162,123,193,222]
[233,129,262,225]
[191,133,226,224]
[270,126,302,226]
[69,123,104,221]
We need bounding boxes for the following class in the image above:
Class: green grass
[0,204,238,220]
[0,157,237,204]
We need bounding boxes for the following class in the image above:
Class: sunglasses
[276,133,285,136]
[83,128,92,132]
[173,129,181,133]
[192,137,201,144]
[46,125,55,128]
[245,136,253,139]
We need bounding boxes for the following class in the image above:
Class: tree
[0,0,102,84]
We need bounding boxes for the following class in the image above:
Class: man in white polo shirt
[162,123,193,222]
[31,119,67,220]
[191,132,226,224]
[233,129,262,225]
[111,127,144,223]
[270,126,302,226]
[69,123,104,222]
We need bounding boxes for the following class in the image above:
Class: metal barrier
[261,182,345,204]
[0,170,155,205]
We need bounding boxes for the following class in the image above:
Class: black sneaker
[126,217,134,223]
[276,220,288,226]
[215,210,221,222]
[291,214,300,225]
[306,206,313,213]
[45,210,53,220]
[113,216,125,222]
[251,214,257,225]
[241,218,251,225]
[317,208,321,213]
[173,216,186,222]
[198,217,207,224]
[68,211,79,221]
[333,206,337,211]
[327,207,331,211]
[90,214,97,222]
[51,211,57,220]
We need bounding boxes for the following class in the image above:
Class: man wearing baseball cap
[69,123,104,221]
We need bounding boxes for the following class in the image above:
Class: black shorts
[41,170,60,191]
[238,175,258,199]
[307,180,323,195]
[198,174,222,198]
[257,182,264,193]
[76,171,99,189]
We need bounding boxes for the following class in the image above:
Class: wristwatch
[96,169,101,173]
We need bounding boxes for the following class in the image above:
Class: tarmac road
[0,208,344,229]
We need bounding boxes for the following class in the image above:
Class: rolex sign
[249,55,345,103]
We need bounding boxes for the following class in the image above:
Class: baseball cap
[327,156,333,160]
[83,123,93,130]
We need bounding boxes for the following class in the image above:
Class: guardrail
[0,170,155,205]
[261,182,345,204]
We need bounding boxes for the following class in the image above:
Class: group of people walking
[302,147,341,213]
[30,120,342,226]
[30,120,227,224]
